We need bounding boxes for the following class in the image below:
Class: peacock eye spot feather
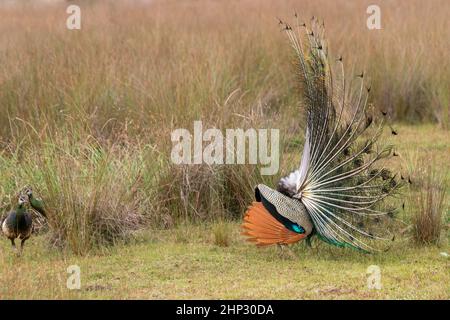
[353,158,364,167]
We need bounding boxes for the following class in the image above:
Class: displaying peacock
[2,194,33,255]
[242,17,403,253]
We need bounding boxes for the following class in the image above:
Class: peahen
[2,194,32,254]
[23,186,47,218]
[242,18,403,253]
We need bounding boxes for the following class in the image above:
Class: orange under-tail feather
[242,202,306,246]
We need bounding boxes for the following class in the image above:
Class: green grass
[0,222,448,299]
[0,124,449,300]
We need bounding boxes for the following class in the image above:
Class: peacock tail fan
[276,16,405,253]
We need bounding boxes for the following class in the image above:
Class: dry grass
[212,221,233,247]
[1,0,449,141]
[410,165,447,245]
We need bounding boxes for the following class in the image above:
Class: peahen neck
[30,194,46,217]
[15,203,26,216]
[31,195,42,207]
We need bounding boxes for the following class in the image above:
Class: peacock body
[242,18,403,252]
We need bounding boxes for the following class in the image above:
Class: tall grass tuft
[212,221,232,247]
[1,124,160,254]
[410,165,447,245]
[154,163,266,224]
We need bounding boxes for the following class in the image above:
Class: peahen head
[18,194,28,208]
[24,186,33,198]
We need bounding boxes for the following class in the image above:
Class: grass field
[1,124,448,299]
[0,1,449,300]
[0,221,448,299]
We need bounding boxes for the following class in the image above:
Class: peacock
[242,17,403,253]
[2,194,33,254]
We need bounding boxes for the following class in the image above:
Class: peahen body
[2,194,32,254]
[242,18,403,252]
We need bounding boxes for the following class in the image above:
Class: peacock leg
[277,243,284,256]
[277,243,296,259]
[284,245,297,259]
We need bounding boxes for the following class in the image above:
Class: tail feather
[274,17,404,252]
[241,202,305,246]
